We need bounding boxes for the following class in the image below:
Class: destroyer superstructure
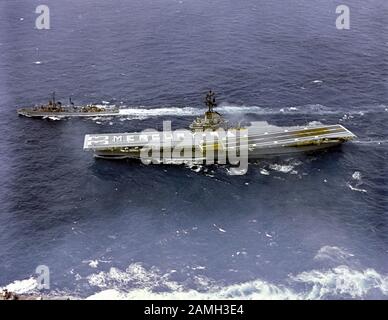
[17,93,119,118]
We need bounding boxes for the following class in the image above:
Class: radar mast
[205,90,217,112]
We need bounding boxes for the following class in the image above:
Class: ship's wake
[98,102,388,121]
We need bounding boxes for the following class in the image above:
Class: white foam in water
[269,164,295,174]
[117,103,308,120]
[118,105,264,118]
[47,116,61,121]
[86,268,298,300]
[213,224,226,233]
[83,256,388,300]
[186,163,203,173]
[280,106,299,113]
[217,104,263,113]
[347,183,367,193]
[266,160,303,175]
[260,169,270,175]
[347,171,367,193]
[31,101,386,122]
[119,107,200,117]
[308,121,323,126]
[2,278,38,294]
[191,266,206,271]
[42,101,384,123]
[86,280,298,300]
[87,263,181,291]
[314,246,355,263]
[3,247,388,299]
[83,260,99,268]
[291,266,388,299]
[225,167,248,175]
[352,171,361,181]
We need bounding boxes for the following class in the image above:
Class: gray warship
[17,93,119,118]
[83,91,356,162]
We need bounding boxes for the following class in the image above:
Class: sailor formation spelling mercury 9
[82,91,356,165]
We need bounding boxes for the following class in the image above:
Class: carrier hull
[84,123,356,161]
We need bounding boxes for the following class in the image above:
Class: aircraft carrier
[83,91,356,162]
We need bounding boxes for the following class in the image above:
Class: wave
[83,247,387,299]
[314,246,355,264]
[264,159,303,175]
[2,278,38,295]
[86,278,297,300]
[85,263,297,300]
[84,263,388,300]
[347,183,367,193]
[3,264,387,300]
[291,266,388,299]
[347,171,367,193]
[2,249,387,300]
[82,247,388,300]
[269,164,298,174]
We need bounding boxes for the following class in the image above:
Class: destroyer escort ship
[17,93,119,118]
[83,91,356,161]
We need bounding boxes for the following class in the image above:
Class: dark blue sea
[0,0,387,299]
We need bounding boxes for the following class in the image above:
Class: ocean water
[0,0,387,299]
